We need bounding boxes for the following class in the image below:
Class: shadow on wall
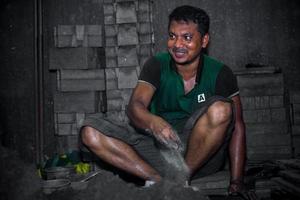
[0,104,8,147]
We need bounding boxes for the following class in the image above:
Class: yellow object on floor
[74,162,90,174]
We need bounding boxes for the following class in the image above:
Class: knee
[207,101,232,126]
[81,126,101,148]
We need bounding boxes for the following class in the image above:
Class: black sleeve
[215,65,239,98]
[138,56,161,89]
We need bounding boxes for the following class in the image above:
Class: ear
[201,34,209,48]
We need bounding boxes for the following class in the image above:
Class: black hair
[168,5,210,36]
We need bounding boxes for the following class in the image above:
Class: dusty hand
[147,116,182,150]
[228,181,258,200]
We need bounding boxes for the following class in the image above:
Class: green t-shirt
[138,52,238,130]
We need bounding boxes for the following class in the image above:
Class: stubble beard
[170,49,202,67]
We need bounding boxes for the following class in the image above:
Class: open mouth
[172,48,188,58]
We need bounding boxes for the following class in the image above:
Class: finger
[153,126,182,150]
[159,132,177,148]
[171,135,183,151]
[165,140,179,149]
[156,132,179,150]
[248,191,258,200]
[161,127,172,137]
[163,129,182,149]
[170,129,180,142]
[161,128,176,142]
[164,127,181,146]
[153,132,167,144]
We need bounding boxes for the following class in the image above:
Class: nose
[174,37,184,48]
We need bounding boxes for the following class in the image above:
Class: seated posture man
[81,5,247,195]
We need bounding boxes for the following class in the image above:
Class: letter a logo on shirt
[198,93,206,103]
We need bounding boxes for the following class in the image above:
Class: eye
[169,33,176,40]
[184,35,192,41]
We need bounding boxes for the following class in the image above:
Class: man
[81,5,247,196]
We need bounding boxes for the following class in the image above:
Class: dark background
[0,0,299,163]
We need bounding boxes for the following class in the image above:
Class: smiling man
[80,5,250,197]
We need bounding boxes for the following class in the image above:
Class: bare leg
[81,126,161,182]
[185,101,232,177]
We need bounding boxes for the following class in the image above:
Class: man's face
[167,20,209,66]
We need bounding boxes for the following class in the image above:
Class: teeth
[175,50,186,53]
[175,52,185,56]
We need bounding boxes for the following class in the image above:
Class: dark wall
[0,0,36,161]
[42,0,105,156]
[0,0,106,163]
[152,0,300,90]
[0,0,299,163]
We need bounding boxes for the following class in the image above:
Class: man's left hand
[228,181,258,200]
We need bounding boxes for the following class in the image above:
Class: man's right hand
[147,116,182,150]
[127,82,182,150]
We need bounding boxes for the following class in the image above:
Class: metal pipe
[34,0,44,165]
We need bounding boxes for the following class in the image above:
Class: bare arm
[229,95,246,193]
[127,82,179,144]
[127,82,156,130]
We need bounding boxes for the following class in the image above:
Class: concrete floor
[1,144,299,200]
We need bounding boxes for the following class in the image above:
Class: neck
[176,57,200,81]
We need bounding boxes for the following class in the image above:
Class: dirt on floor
[46,172,207,200]
[0,145,207,200]
[0,145,41,200]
